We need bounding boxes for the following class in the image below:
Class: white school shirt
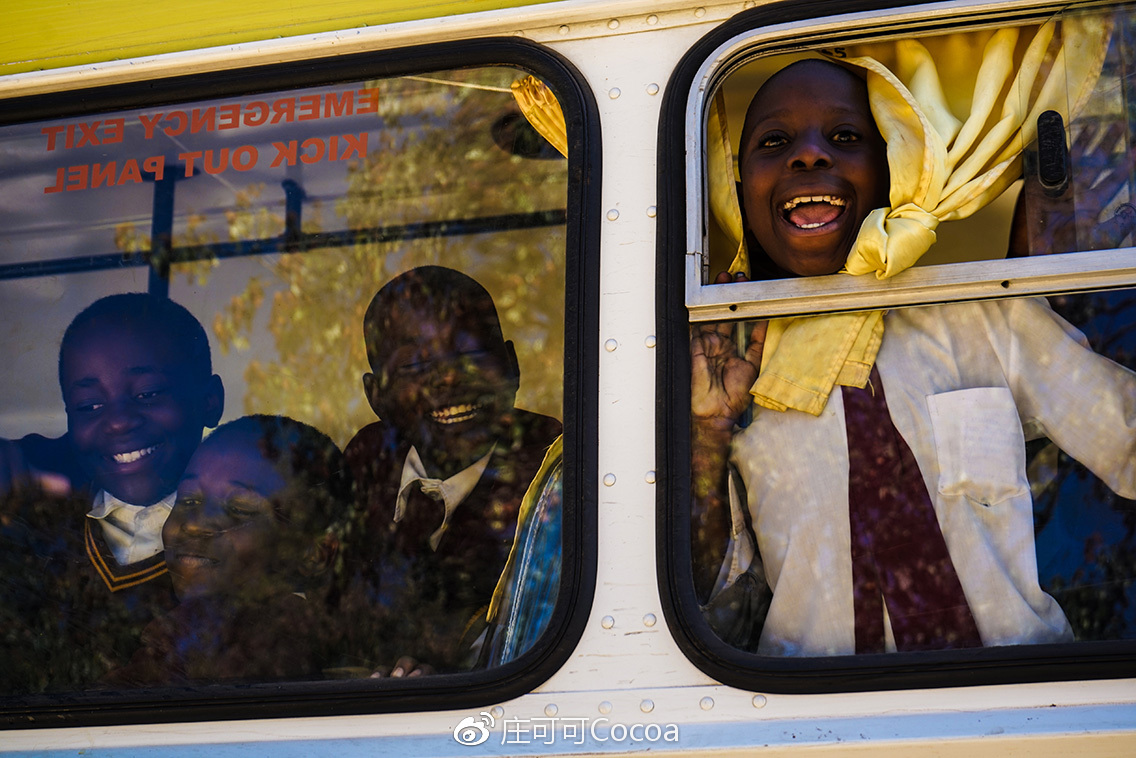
[726,297,1136,656]
[395,445,495,550]
[87,490,176,566]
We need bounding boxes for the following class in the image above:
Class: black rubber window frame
[656,0,1136,694]
[0,36,600,729]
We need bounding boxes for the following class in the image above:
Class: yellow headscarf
[718,16,1111,415]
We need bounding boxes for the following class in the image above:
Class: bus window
[0,44,596,723]
[665,3,1136,691]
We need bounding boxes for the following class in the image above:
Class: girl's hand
[691,273,767,427]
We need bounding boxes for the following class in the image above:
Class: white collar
[87,490,176,565]
[395,445,495,550]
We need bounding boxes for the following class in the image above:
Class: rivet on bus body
[647,14,659,24]
[609,88,621,100]
[545,703,559,717]
[752,695,768,708]
[643,613,657,627]
[491,705,505,719]
[640,699,655,713]
[605,338,618,352]
[603,473,616,486]
[646,206,657,218]
[646,83,660,96]
[645,334,657,348]
[607,208,620,221]
[694,7,707,18]
[645,470,656,484]
[599,701,613,714]
[559,24,570,35]
[700,697,715,710]
[608,18,620,29]
[601,615,615,629]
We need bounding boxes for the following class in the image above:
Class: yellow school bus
[1,0,1135,755]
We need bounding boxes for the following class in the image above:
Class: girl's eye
[225,498,267,519]
[832,129,860,143]
[135,387,166,402]
[176,496,203,509]
[757,132,788,149]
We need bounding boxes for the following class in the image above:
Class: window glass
[0,64,571,698]
[692,291,1136,656]
[687,4,1136,667]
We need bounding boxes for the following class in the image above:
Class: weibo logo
[453,712,495,746]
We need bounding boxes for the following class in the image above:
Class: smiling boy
[56,295,225,577]
[0,293,224,691]
[692,59,1136,657]
[343,266,561,671]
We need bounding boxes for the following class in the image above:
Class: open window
[659,0,1136,691]
[0,39,599,726]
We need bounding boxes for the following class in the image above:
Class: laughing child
[108,415,350,685]
[691,59,1136,657]
[0,293,224,692]
[109,415,349,686]
[343,266,561,671]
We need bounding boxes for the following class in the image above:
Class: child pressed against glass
[692,60,1136,656]
[0,294,224,692]
[109,415,351,685]
[343,266,561,672]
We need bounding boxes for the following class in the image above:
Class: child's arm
[0,436,73,500]
[996,298,1136,497]
[689,277,767,603]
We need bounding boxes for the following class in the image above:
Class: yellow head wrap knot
[846,203,940,278]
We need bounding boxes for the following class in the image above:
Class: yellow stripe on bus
[2,0,552,75]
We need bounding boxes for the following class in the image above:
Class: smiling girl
[109,415,351,684]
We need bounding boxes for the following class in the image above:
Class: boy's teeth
[112,445,157,464]
[431,404,482,424]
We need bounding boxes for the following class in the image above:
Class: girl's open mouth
[170,552,219,568]
[782,195,847,229]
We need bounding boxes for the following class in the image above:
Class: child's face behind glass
[739,60,890,277]
[163,431,289,602]
[61,321,221,506]
[366,305,519,479]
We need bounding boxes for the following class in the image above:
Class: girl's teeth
[782,195,846,210]
[112,445,157,464]
[175,555,218,568]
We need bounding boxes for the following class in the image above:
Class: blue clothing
[482,436,562,666]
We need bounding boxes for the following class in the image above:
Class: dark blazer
[341,408,561,671]
[0,485,177,694]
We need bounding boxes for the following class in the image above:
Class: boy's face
[739,62,890,277]
[60,320,222,506]
[163,432,288,601]
[364,304,519,479]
